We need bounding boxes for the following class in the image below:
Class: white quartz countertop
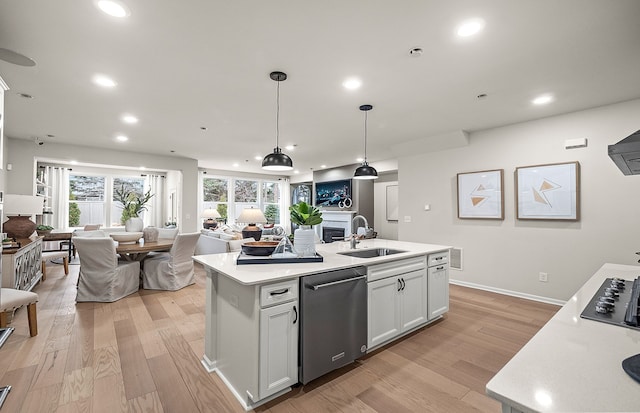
[193,238,451,285]
[486,263,640,413]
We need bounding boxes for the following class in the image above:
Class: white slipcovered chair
[142,232,200,291]
[157,228,179,239]
[73,237,140,302]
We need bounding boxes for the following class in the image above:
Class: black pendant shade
[354,104,378,180]
[262,71,293,171]
[262,147,293,171]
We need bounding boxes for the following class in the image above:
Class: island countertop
[486,263,640,413]
[193,238,451,285]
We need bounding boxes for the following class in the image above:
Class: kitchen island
[486,263,640,413]
[193,238,451,410]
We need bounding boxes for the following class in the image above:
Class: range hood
[608,129,640,175]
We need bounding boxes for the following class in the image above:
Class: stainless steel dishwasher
[299,266,367,384]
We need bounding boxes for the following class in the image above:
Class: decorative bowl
[109,232,143,244]
[241,241,280,256]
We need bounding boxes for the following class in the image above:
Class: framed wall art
[515,161,580,221]
[457,169,504,219]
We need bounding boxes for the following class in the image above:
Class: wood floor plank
[113,318,156,400]
[0,264,560,413]
[146,353,199,413]
[58,366,94,406]
[157,327,245,413]
[65,307,95,373]
[0,365,37,412]
[126,391,165,413]
[92,372,128,413]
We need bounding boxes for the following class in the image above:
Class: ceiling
[1,0,640,176]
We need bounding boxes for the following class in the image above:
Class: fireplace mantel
[317,210,358,239]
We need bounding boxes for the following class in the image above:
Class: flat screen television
[314,179,352,207]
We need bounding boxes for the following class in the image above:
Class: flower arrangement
[114,185,154,224]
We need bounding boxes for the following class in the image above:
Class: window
[68,173,147,228]
[203,177,229,222]
[69,174,105,227]
[200,175,283,226]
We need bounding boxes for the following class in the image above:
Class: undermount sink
[337,248,407,258]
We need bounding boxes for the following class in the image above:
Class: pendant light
[262,71,293,171]
[354,104,378,180]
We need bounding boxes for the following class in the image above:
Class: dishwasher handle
[309,275,366,290]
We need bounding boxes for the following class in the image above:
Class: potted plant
[36,224,54,236]
[114,185,154,232]
[289,202,322,256]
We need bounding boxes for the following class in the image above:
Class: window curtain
[49,167,70,229]
[145,174,165,228]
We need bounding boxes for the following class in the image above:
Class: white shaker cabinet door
[259,300,299,400]
[399,269,428,332]
[367,276,402,349]
[428,264,449,319]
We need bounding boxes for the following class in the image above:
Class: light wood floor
[0,261,558,413]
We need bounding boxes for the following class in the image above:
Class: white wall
[6,138,200,232]
[398,98,640,301]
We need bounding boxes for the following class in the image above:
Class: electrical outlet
[539,272,548,282]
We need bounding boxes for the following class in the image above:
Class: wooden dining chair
[142,232,200,291]
[73,237,140,302]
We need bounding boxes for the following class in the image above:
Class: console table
[1,238,43,291]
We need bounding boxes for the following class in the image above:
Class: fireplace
[322,226,345,243]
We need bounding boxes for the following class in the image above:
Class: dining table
[115,238,174,261]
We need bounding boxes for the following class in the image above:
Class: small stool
[0,288,39,337]
[41,251,69,281]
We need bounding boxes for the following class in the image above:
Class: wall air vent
[450,247,463,270]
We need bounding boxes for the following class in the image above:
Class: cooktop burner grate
[580,277,640,331]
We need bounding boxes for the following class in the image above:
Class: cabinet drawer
[428,251,449,267]
[368,256,426,282]
[260,279,299,308]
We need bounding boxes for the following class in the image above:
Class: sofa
[194,228,251,255]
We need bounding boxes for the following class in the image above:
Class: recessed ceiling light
[18,93,33,99]
[122,114,138,124]
[457,18,485,37]
[294,170,300,174]
[232,163,239,167]
[70,160,78,165]
[285,144,296,151]
[96,0,130,17]
[115,135,128,142]
[320,164,327,168]
[342,78,362,90]
[46,134,55,138]
[93,74,117,88]
[356,157,364,163]
[139,166,146,170]
[532,94,554,105]
[200,126,207,131]
[254,156,262,161]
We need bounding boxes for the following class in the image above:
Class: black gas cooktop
[580,277,640,331]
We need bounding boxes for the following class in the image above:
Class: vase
[143,226,159,242]
[125,217,144,232]
[294,225,316,257]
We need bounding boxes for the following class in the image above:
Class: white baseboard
[450,279,565,306]
[200,355,216,373]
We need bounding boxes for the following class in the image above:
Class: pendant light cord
[363,110,368,162]
[275,80,280,148]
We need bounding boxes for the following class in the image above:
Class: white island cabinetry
[367,256,428,350]
[194,239,451,410]
[427,251,449,319]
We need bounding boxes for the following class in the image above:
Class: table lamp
[4,194,44,239]
[202,208,221,229]
[237,207,267,241]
